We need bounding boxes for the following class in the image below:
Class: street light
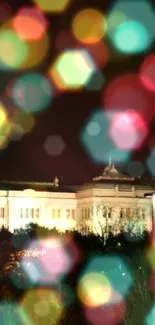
[144,192,155,242]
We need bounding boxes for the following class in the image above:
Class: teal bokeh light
[113,20,149,54]
[80,110,130,165]
[80,254,133,299]
[107,0,155,54]
[12,73,53,113]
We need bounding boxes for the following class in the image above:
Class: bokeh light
[11,73,53,113]
[72,8,106,44]
[140,54,155,92]
[44,135,65,157]
[113,20,150,54]
[81,109,131,165]
[33,0,71,13]
[19,288,63,325]
[0,302,23,325]
[107,0,155,54]
[79,254,132,303]
[50,49,96,90]
[84,301,125,325]
[0,29,28,70]
[78,272,112,307]
[109,110,148,151]
[103,73,154,122]
[12,7,48,41]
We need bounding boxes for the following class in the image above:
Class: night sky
[0,0,155,184]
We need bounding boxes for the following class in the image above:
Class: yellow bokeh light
[77,272,111,307]
[72,8,106,44]
[33,0,71,13]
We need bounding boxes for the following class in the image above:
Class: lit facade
[0,161,154,235]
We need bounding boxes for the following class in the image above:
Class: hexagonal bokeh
[109,110,148,151]
[19,288,64,325]
[33,0,71,13]
[78,254,133,300]
[44,135,65,157]
[50,49,96,90]
[0,302,24,325]
[80,109,131,165]
[107,0,155,54]
[145,303,155,325]
[12,7,48,41]
[147,151,155,178]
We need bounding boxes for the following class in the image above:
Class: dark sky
[0,0,155,184]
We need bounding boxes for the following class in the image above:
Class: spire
[109,156,112,166]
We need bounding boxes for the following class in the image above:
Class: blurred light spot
[103,73,154,122]
[44,135,65,157]
[81,109,130,165]
[107,10,127,28]
[113,20,149,54]
[78,272,112,307]
[127,161,144,177]
[12,73,53,113]
[147,152,155,178]
[50,49,95,90]
[109,110,148,151]
[145,304,155,325]
[86,70,104,91]
[0,302,23,324]
[34,0,71,13]
[86,121,101,136]
[13,111,35,134]
[0,103,12,149]
[72,8,106,44]
[140,54,155,92]
[107,0,155,53]
[0,29,28,70]
[12,7,48,41]
[83,41,109,68]
[19,288,63,325]
[81,255,133,299]
[84,301,125,325]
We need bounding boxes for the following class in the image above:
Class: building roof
[93,158,134,181]
[0,179,77,193]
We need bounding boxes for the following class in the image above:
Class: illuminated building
[0,159,154,235]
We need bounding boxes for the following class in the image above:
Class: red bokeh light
[55,30,78,52]
[12,7,48,41]
[103,73,155,122]
[140,54,155,92]
[109,110,148,151]
[76,41,109,68]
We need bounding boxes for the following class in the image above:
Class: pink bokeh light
[109,110,148,151]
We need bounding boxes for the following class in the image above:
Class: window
[57,209,61,219]
[71,209,75,219]
[52,209,55,219]
[29,208,34,218]
[85,209,88,219]
[35,208,39,218]
[141,208,145,219]
[25,208,29,218]
[66,209,70,219]
[88,208,90,219]
[82,209,84,220]
[0,207,4,218]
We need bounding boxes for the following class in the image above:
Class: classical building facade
[0,160,154,235]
